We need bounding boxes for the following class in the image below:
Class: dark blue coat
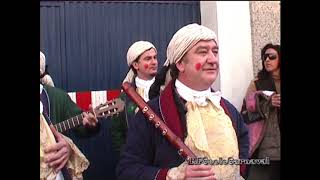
[116,81,249,180]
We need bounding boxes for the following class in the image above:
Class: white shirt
[135,76,155,102]
[175,79,222,109]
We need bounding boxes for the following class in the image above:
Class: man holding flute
[117,23,249,180]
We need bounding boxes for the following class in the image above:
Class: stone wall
[250,1,280,77]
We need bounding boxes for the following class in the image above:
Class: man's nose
[207,52,218,63]
[151,58,158,65]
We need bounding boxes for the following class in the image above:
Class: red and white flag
[68,89,121,111]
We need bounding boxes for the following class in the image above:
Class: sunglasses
[263,53,277,61]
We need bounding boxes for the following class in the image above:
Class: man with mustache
[116,24,249,180]
[110,41,159,159]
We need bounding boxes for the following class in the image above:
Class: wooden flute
[122,82,196,161]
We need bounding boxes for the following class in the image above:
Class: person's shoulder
[250,77,259,84]
[43,85,68,96]
[221,97,237,112]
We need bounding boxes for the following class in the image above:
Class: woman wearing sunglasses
[241,43,281,180]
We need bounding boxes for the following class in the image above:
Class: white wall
[200,1,220,91]
[201,1,254,111]
[216,1,253,111]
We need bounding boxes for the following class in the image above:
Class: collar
[40,84,43,114]
[272,73,280,80]
[135,76,155,101]
[40,84,43,94]
[175,79,222,108]
[135,76,155,89]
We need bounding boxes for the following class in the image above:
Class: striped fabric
[68,89,121,111]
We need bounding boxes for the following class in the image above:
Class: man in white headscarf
[117,23,249,180]
[110,41,159,159]
[40,51,55,87]
[123,40,158,102]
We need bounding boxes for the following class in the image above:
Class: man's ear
[176,61,184,73]
[132,61,139,71]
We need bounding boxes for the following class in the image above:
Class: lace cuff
[63,135,90,179]
[166,162,187,180]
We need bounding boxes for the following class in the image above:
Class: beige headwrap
[40,51,55,87]
[122,41,157,83]
[163,23,217,87]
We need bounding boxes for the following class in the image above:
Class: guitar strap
[40,87,51,124]
[40,85,72,180]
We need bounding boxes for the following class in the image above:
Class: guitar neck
[54,114,84,133]
[52,99,123,133]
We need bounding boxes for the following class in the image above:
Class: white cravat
[175,79,222,108]
[40,84,43,94]
[135,76,155,102]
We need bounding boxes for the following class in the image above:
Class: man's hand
[185,164,216,180]
[44,126,71,173]
[82,104,98,127]
[271,93,281,108]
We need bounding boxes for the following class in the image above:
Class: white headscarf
[40,51,55,87]
[40,51,46,76]
[123,41,157,83]
[163,23,217,87]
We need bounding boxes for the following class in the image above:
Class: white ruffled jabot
[175,79,222,109]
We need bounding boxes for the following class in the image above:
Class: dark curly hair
[148,65,170,99]
[257,43,281,80]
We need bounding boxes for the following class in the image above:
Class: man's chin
[150,72,157,77]
[205,76,217,85]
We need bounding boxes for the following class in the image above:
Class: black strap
[40,88,51,121]
[42,112,52,125]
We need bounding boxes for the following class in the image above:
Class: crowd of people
[40,23,280,180]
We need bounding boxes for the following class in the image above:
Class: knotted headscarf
[40,51,55,87]
[163,23,217,87]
